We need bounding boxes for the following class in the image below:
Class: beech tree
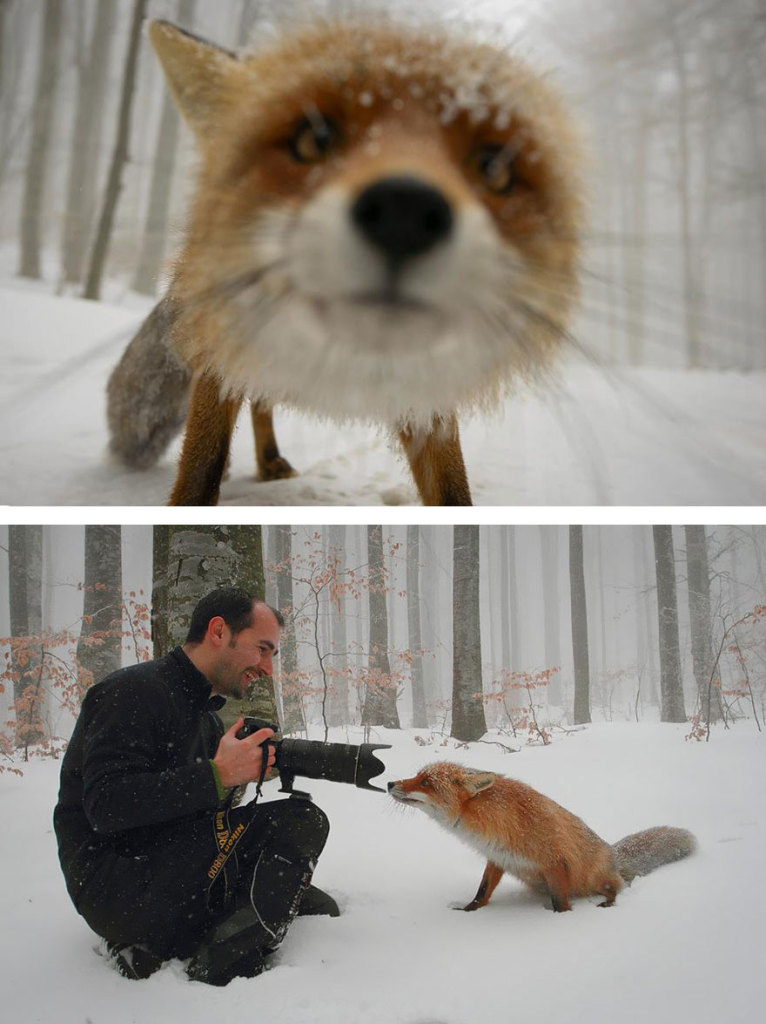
[8,526,44,745]
[407,524,427,728]
[362,526,400,729]
[451,525,487,741]
[151,525,277,729]
[652,526,686,722]
[76,525,123,687]
[684,525,719,721]
[569,525,591,724]
[18,0,61,280]
[83,0,148,300]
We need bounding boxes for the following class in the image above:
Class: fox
[388,762,696,912]
[106,8,584,505]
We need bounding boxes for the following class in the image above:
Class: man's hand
[212,717,276,788]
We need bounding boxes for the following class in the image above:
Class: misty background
[1,0,764,370]
[1,524,764,755]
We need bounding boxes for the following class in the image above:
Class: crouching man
[53,587,338,985]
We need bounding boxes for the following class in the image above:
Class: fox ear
[147,20,239,138]
[465,772,496,797]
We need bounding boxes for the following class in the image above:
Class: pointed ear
[465,772,496,797]
[147,20,240,138]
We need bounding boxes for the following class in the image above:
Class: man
[54,587,337,986]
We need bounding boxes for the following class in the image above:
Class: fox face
[151,14,583,429]
[388,763,497,826]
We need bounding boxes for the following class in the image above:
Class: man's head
[184,587,283,700]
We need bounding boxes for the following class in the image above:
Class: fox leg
[543,862,572,912]
[168,371,241,506]
[461,861,503,911]
[398,414,472,506]
[597,880,620,908]
[250,400,295,481]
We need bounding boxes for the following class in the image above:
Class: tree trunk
[451,525,487,741]
[61,0,117,285]
[652,526,687,723]
[76,526,123,688]
[18,0,62,279]
[362,525,400,729]
[133,0,196,294]
[327,524,349,728]
[151,525,170,657]
[83,0,148,300]
[8,525,44,746]
[540,525,562,704]
[272,524,302,733]
[569,525,591,725]
[151,525,275,728]
[407,525,428,728]
[684,525,719,721]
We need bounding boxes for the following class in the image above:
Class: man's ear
[206,615,228,646]
[147,20,240,139]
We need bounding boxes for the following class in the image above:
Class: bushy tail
[613,826,696,883]
[106,295,191,468]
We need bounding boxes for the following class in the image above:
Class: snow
[2,722,764,1023]
[1,283,765,506]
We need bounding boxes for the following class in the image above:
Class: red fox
[106,11,584,505]
[388,762,696,912]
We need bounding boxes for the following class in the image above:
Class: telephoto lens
[236,717,390,792]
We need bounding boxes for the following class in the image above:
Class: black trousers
[77,796,329,960]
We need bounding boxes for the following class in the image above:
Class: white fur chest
[424,804,538,878]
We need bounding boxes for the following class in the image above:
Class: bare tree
[61,0,118,285]
[18,0,62,279]
[362,525,400,729]
[407,524,427,728]
[327,524,349,728]
[540,526,562,704]
[652,525,686,723]
[76,525,123,687]
[133,0,196,294]
[8,525,44,745]
[271,524,302,733]
[83,0,148,300]
[452,525,487,741]
[569,525,591,724]
[151,525,276,729]
[684,525,720,721]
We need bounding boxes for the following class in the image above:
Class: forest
[1,523,764,768]
[1,0,764,371]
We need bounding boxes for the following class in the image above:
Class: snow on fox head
[150,9,584,428]
[388,762,497,826]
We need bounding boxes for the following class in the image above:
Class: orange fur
[110,14,585,505]
[389,762,694,912]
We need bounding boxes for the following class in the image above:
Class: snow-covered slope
[2,723,763,1024]
[1,286,764,506]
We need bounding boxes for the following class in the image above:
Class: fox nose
[351,176,453,264]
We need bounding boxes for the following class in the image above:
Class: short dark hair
[185,587,284,644]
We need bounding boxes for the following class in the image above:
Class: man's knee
[262,798,330,861]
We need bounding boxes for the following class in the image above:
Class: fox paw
[258,457,296,481]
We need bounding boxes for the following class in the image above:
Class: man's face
[209,603,281,700]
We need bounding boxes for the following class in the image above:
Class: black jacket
[53,647,226,908]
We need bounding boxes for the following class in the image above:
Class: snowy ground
[1,284,765,506]
[2,722,764,1024]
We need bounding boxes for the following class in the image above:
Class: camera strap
[254,739,273,801]
[206,740,273,894]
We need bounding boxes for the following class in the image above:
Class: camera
[236,717,390,793]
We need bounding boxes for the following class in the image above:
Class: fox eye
[419,777,431,788]
[474,143,517,195]
[289,116,338,163]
